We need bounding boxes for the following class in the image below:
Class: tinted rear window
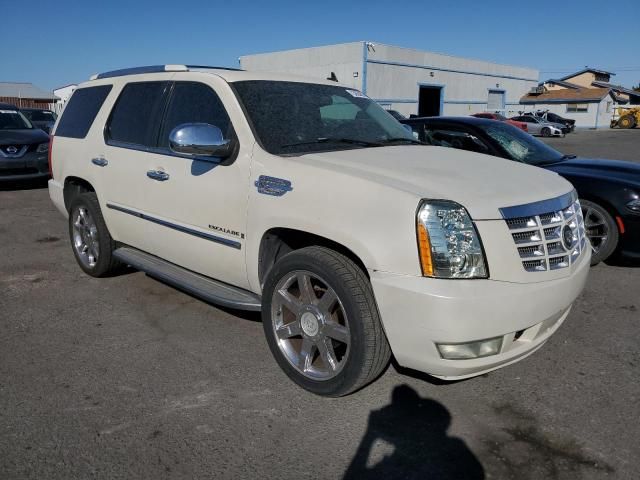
[106,81,168,147]
[56,85,112,138]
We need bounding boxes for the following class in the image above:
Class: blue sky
[1,0,638,91]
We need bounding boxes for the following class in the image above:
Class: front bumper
[0,150,49,181]
[370,249,590,380]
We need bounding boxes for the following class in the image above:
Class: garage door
[487,90,505,111]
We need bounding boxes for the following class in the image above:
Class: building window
[567,103,589,113]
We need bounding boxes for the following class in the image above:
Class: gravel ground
[1,130,638,479]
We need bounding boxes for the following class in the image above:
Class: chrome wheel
[72,206,100,269]
[271,270,350,381]
[582,205,608,254]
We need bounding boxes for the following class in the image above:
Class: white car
[48,65,590,396]
[511,115,566,137]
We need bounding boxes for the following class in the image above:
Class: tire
[580,199,619,266]
[618,115,635,129]
[541,127,551,137]
[68,192,121,277]
[261,246,391,396]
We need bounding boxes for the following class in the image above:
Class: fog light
[436,337,503,360]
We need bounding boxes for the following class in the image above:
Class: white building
[240,41,539,118]
[52,84,77,114]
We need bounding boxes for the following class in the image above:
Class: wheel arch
[257,227,370,288]
[63,176,95,212]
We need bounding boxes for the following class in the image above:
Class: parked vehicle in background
[471,112,528,132]
[401,115,640,265]
[48,65,590,396]
[20,108,58,133]
[510,114,566,136]
[530,110,575,132]
[0,102,50,181]
[385,109,406,120]
[610,105,640,129]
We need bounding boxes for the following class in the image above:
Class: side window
[424,128,490,154]
[159,82,233,148]
[55,85,112,139]
[106,82,169,147]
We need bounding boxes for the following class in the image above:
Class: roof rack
[89,64,243,80]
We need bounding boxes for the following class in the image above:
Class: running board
[113,247,262,311]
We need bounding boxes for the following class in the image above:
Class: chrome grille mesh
[506,199,587,272]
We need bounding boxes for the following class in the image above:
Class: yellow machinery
[610,105,640,129]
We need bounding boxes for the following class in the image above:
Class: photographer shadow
[344,384,484,480]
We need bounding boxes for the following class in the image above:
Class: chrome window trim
[106,203,241,249]
[499,190,577,220]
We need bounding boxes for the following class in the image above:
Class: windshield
[232,81,415,155]
[26,110,57,122]
[493,113,507,121]
[480,122,564,165]
[0,109,33,129]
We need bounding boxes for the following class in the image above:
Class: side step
[113,247,262,311]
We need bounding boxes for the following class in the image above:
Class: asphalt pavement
[1,130,638,479]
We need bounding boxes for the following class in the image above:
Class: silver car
[510,115,565,137]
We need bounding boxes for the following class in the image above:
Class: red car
[472,112,528,132]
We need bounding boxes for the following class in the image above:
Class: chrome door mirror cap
[169,123,233,159]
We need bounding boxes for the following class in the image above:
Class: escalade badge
[6,146,18,154]
[254,175,293,197]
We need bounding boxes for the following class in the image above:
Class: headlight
[36,142,49,153]
[627,198,640,213]
[416,200,488,278]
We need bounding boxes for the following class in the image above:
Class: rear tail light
[48,135,54,177]
[522,124,528,132]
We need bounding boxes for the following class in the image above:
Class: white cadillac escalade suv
[48,65,590,396]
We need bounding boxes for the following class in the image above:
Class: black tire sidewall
[541,127,551,137]
[68,193,116,277]
[581,199,619,265]
[261,249,375,397]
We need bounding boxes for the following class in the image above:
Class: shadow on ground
[343,384,484,480]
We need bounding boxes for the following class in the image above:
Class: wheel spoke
[297,273,316,304]
[299,338,315,372]
[324,321,349,344]
[317,337,338,372]
[317,287,337,313]
[276,322,302,339]
[277,289,303,316]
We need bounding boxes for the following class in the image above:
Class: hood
[546,157,640,186]
[0,128,49,145]
[297,145,573,219]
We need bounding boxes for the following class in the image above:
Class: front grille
[0,144,28,158]
[505,198,587,272]
[0,167,39,176]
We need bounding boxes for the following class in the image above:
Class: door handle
[91,157,108,167]
[146,169,170,181]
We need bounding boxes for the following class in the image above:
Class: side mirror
[169,123,234,159]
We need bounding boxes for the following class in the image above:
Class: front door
[100,75,252,289]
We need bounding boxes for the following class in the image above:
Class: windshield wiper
[280,137,383,149]
[561,154,577,160]
[379,137,424,145]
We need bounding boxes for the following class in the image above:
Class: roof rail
[186,65,244,72]
[89,64,243,80]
